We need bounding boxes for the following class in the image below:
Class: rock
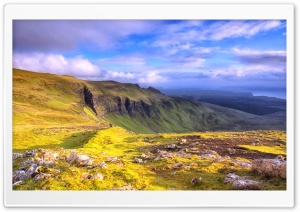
[76,155,93,166]
[179,138,187,144]
[33,173,52,181]
[92,173,103,180]
[21,158,34,166]
[12,181,23,186]
[227,148,236,155]
[171,171,177,175]
[134,158,143,164]
[13,170,27,183]
[13,153,23,160]
[25,164,38,177]
[172,163,184,169]
[224,173,260,189]
[99,162,108,169]
[106,156,119,163]
[43,152,59,161]
[140,153,152,160]
[23,150,38,157]
[67,152,93,166]
[166,144,176,149]
[67,152,78,165]
[232,160,252,169]
[252,156,286,179]
[155,150,174,160]
[191,178,198,186]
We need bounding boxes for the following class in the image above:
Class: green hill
[13,68,285,135]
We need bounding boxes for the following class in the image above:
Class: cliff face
[91,94,164,119]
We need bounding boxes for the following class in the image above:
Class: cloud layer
[13,20,286,97]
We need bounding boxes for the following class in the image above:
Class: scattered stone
[140,153,151,160]
[25,164,38,177]
[43,152,59,161]
[67,152,78,165]
[33,173,52,181]
[21,158,34,166]
[171,171,177,175]
[166,144,176,149]
[67,152,93,166]
[106,156,119,163]
[227,148,236,155]
[172,163,184,169]
[13,153,23,160]
[99,162,108,169]
[12,181,23,186]
[191,178,198,186]
[232,160,252,169]
[134,158,143,164]
[23,150,38,157]
[179,138,187,144]
[92,173,103,180]
[224,173,261,189]
[155,150,174,160]
[13,170,27,183]
[252,156,286,179]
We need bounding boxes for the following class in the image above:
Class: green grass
[13,127,286,190]
[238,145,286,156]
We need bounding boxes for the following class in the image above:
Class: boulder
[76,155,93,166]
[172,163,184,169]
[106,156,119,163]
[67,152,93,166]
[252,156,286,179]
[92,173,103,180]
[21,158,34,166]
[99,162,108,169]
[25,164,38,177]
[134,158,143,164]
[13,170,27,183]
[13,153,23,160]
[33,173,52,181]
[23,150,38,157]
[43,152,59,162]
[224,173,261,189]
[166,144,176,149]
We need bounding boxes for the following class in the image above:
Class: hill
[13,69,285,134]
[162,89,286,116]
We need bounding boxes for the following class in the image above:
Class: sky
[13,20,287,98]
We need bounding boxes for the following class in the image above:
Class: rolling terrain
[12,69,287,191]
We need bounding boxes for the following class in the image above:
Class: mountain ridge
[13,68,286,133]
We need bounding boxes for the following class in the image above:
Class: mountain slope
[13,69,286,133]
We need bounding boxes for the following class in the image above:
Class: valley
[12,69,287,190]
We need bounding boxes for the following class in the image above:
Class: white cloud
[97,56,146,66]
[13,53,102,77]
[232,48,286,57]
[204,64,285,78]
[138,72,167,84]
[152,20,282,48]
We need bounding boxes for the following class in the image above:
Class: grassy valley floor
[13,126,286,190]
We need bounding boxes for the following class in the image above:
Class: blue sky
[13,20,286,98]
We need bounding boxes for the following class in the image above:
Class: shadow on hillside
[60,131,98,149]
[14,131,98,152]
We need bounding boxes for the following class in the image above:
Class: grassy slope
[12,69,286,190]
[13,127,286,190]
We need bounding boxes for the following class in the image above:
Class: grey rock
[21,158,34,166]
[134,158,143,164]
[25,164,38,177]
[99,162,108,169]
[224,173,260,189]
[13,153,23,160]
[13,170,27,183]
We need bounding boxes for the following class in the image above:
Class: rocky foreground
[13,136,286,190]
